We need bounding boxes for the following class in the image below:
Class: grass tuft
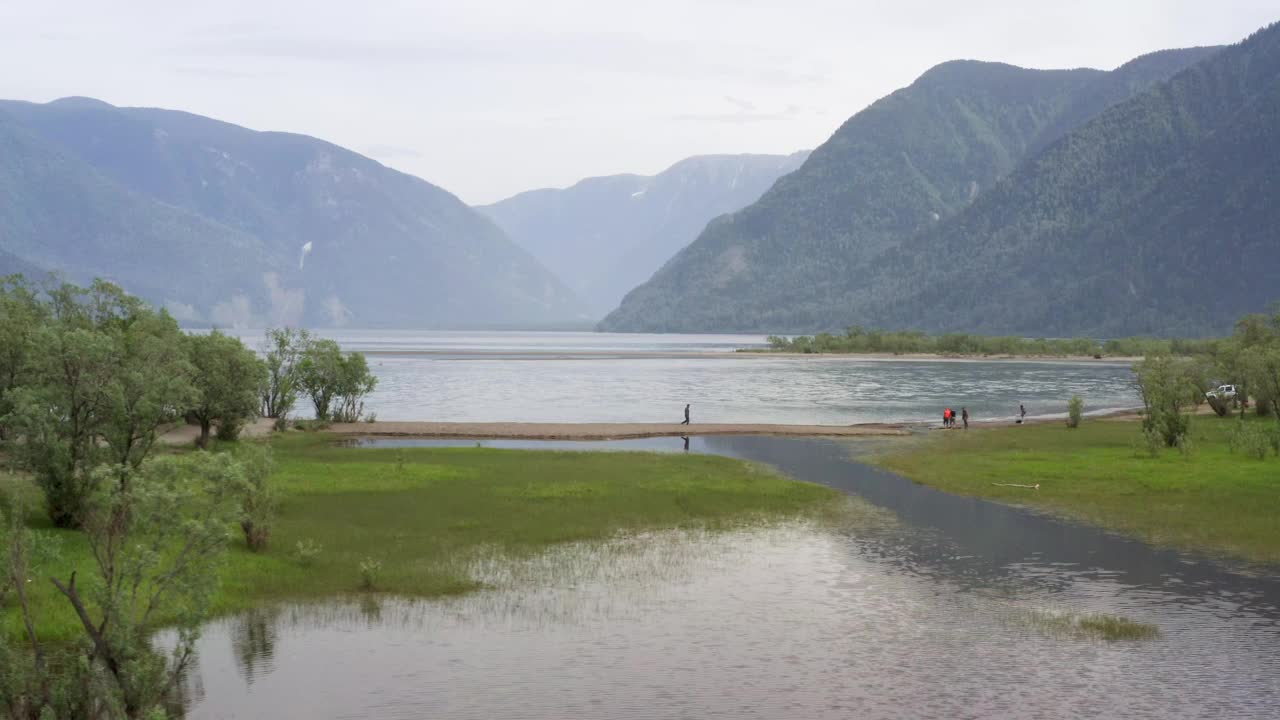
[1013,608,1161,641]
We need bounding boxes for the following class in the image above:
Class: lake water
[177,437,1280,719]
[224,330,1140,424]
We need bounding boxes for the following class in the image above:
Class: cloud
[167,28,827,86]
[671,103,809,125]
[171,66,270,80]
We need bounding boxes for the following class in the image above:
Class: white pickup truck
[1206,384,1238,400]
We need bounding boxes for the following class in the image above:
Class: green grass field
[872,416,1280,565]
[3,432,839,641]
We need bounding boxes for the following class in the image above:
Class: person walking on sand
[962,407,969,430]
[682,404,691,425]
[1020,404,1027,421]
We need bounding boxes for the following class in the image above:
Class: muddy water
[178,437,1280,719]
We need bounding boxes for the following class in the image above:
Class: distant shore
[355,347,1140,363]
[737,350,1142,363]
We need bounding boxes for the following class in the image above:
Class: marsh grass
[3,432,842,641]
[873,417,1280,565]
[1011,608,1161,641]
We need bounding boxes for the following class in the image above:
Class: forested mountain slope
[868,23,1280,336]
[600,45,1223,333]
[0,98,585,327]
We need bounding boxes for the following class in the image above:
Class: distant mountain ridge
[0,98,586,328]
[600,44,1233,334]
[478,151,809,315]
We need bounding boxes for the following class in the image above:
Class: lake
[223,330,1140,424]
[176,436,1280,719]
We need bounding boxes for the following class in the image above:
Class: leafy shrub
[235,445,277,552]
[216,418,243,442]
[1229,420,1277,460]
[1136,426,1164,458]
[359,557,383,590]
[1067,396,1084,429]
[292,539,323,566]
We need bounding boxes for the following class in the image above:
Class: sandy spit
[325,421,911,440]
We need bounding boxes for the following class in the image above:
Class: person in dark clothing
[682,404,690,425]
[1020,404,1027,421]
[961,407,969,429]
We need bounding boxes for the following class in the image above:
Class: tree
[5,282,196,525]
[0,276,45,441]
[98,300,197,469]
[1134,355,1204,448]
[1242,345,1280,424]
[43,453,246,718]
[259,328,312,420]
[185,332,266,448]
[6,323,116,527]
[297,340,377,422]
[332,352,378,423]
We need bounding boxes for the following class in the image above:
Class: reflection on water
[177,437,1280,719]
[182,526,1280,719]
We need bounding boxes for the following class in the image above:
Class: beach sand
[324,421,911,440]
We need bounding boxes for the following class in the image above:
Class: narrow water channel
[178,437,1280,719]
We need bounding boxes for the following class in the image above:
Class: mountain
[0,97,586,328]
[868,23,1280,336]
[478,152,809,315]
[600,45,1225,333]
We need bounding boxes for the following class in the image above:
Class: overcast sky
[1,1,1276,204]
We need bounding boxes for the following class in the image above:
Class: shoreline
[158,409,1146,446]
[325,421,912,440]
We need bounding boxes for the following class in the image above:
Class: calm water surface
[224,330,1139,424]
[179,437,1280,719]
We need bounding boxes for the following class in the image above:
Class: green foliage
[297,340,377,422]
[259,328,311,420]
[1134,355,1204,448]
[4,281,197,527]
[763,327,1222,357]
[233,445,277,553]
[358,557,383,591]
[0,276,46,441]
[1067,396,1084,429]
[1228,419,1277,460]
[291,539,324,567]
[3,453,248,718]
[185,331,266,448]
